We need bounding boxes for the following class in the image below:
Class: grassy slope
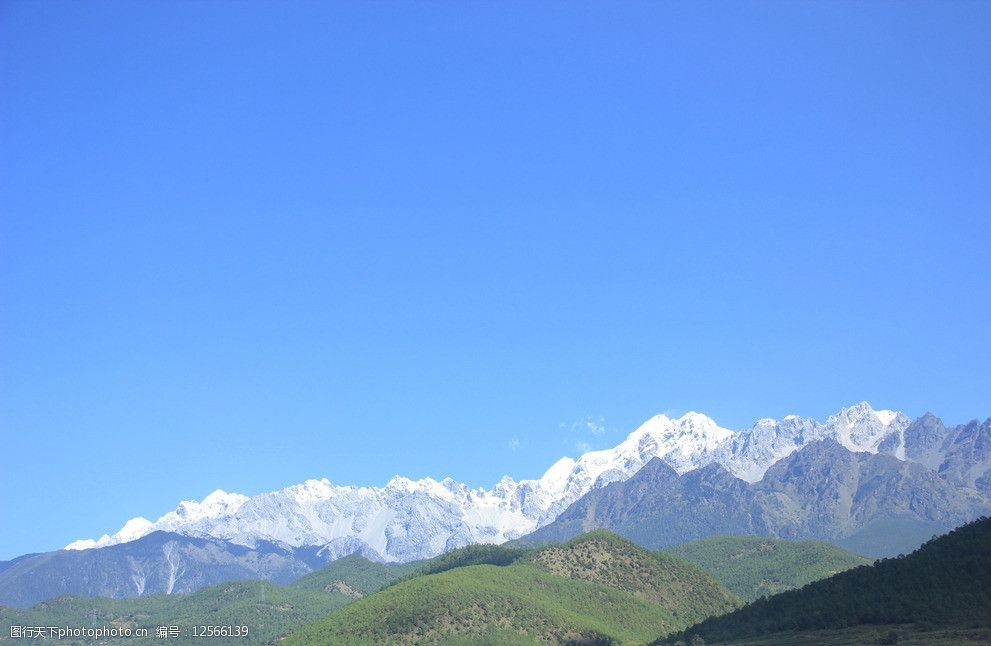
[663,535,873,602]
[0,555,410,645]
[660,517,991,645]
[287,530,739,645]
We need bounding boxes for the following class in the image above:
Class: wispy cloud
[563,415,611,436]
[508,438,521,451]
[585,416,607,435]
[560,415,615,454]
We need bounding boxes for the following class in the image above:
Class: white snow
[874,409,898,426]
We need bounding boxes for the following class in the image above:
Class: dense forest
[663,535,872,602]
[662,517,991,644]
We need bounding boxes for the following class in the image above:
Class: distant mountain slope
[0,554,410,645]
[663,536,873,602]
[521,440,987,557]
[0,532,336,608]
[834,516,949,558]
[936,418,991,493]
[659,517,991,645]
[285,531,738,645]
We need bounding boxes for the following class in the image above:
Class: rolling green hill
[286,530,739,645]
[524,530,738,626]
[291,553,418,595]
[0,555,411,645]
[663,535,873,602]
[393,542,530,583]
[660,517,991,645]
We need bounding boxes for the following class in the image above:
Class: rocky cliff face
[521,439,989,557]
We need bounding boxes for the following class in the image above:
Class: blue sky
[1,2,989,559]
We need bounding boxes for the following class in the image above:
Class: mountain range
[64,403,990,560]
[2,403,989,607]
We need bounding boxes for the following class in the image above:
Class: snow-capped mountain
[65,412,735,561]
[64,403,950,562]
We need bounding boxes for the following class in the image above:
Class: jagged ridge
[66,404,991,564]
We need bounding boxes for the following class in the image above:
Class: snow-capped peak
[287,479,335,503]
[874,409,898,425]
[64,516,153,551]
[835,401,899,425]
[172,489,249,521]
[827,402,910,455]
[620,412,733,473]
[539,456,577,488]
[117,516,154,539]
[677,411,721,432]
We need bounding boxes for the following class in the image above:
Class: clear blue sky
[2,1,989,559]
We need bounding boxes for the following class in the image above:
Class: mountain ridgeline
[62,405,991,566]
[662,516,991,645]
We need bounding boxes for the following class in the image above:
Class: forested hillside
[662,517,991,645]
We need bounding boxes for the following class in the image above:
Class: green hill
[525,530,738,625]
[660,517,991,645]
[0,555,411,645]
[292,553,418,595]
[663,535,873,602]
[394,542,530,583]
[286,530,739,645]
